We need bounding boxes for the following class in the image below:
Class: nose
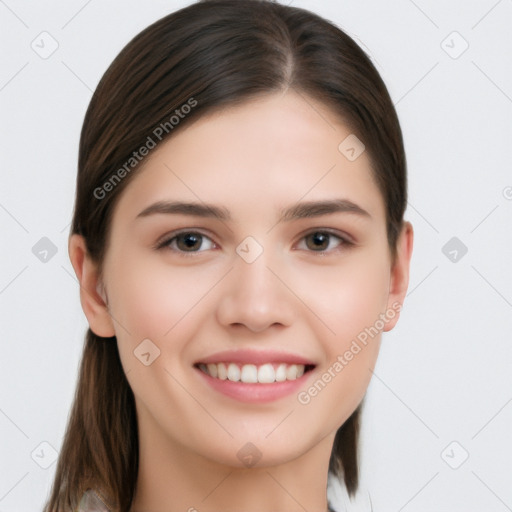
[215,249,295,334]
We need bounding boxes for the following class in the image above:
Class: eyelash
[154,229,355,257]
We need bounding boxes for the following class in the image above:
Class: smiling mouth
[194,362,316,384]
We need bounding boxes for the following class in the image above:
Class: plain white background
[1,1,511,510]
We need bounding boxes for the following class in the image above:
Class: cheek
[333,259,389,342]
[104,252,208,406]
[105,248,225,355]
[291,249,390,415]
[292,247,390,347]
[103,249,176,357]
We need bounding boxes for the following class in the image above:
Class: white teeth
[199,362,308,383]
[275,363,287,382]
[217,362,227,380]
[227,363,240,381]
[241,364,258,383]
[207,363,218,378]
[286,364,298,380]
[258,363,275,383]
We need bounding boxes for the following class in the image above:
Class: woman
[44,0,413,510]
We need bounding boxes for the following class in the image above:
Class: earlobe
[383,221,414,332]
[68,234,115,338]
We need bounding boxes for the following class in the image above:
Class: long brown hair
[44,1,407,510]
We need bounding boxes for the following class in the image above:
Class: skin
[69,90,413,512]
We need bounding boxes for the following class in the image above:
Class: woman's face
[96,90,408,468]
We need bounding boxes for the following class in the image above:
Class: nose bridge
[234,234,276,286]
[215,237,294,331]
[236,245,275,292]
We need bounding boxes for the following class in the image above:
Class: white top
[77,473,371,512]
[78,489,110,512]
[327,471,373,511]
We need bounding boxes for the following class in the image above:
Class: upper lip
[195,349,316,367]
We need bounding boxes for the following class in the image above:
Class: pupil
[179,233,201,251]
[308,232,328,250]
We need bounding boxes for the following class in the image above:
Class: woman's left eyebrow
[134,198,372,223]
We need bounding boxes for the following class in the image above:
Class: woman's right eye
[156,231,216,255]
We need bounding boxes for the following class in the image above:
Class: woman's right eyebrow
[134,198,372,223]
[136,200,230,221]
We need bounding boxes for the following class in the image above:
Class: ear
[383,221,414,332]
[68,233,116,338]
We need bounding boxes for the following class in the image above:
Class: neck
[129,406,336,512]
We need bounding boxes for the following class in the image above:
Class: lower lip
[194,366,314,403]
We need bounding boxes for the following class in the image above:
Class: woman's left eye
[296,231,351,253]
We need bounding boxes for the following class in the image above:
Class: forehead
[111,91,386,225]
